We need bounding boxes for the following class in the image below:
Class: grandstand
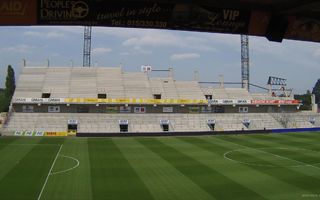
[2,66,320,136]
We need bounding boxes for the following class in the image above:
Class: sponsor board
[35,131,45,136]
[119,106,131,113]
[36,1,250,34]
[201,106,212,113]
[160,119,169,125]
[119,119,129,125]
[134,107,146,113]
[44,131,68,136]
[13,98,64,104]
[163,107,173,113]
[48,105,60,113]
[14,130,45,136]
[251,100,300,105]
[13,97,300,105]
[14,131,24,136]
[25,131,34,136]
[106,106,119,113]
[208,99,251,105]
[67,130,77,136]
[0,0,37,25]
[68,119,78,124]
[189,107,200,114]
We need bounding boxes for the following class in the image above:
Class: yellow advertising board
[65,98,208,105]
[44,131,68,137]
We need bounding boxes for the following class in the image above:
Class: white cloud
[121,46,152,56]
[24,26,217,51]
[122,33,179,47]
[0,44,35,54]
[313,48,320,58]
[170,53,200,61]
[24,31,65,39]
[122,31,216,51]
[92,47,112,55]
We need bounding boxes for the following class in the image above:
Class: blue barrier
[272,127,320,133]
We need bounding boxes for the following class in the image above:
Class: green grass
[0,132,320,199]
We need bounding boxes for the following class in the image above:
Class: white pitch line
[37,144,63,200]
[253,147,320,170]
[50,155,80,175]
[217,137,320,171]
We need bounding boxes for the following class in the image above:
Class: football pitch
[0,132,320,200]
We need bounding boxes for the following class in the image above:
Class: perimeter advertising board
[36,0,250,34]
[0,0,37,25]
[1,0,320,43]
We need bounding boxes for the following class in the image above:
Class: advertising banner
[163,107,173,113]
[13,97,300,105]
[189,106,200,114]
[119,106,131,113]
[36,1,250,34]
[201,106,212,113]
[106,106,119,113]
[44,131,68,136]
[251,100,300,105]
[0,0,37,25]
[134,107,146,113]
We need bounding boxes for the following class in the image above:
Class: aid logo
[0,0,26,16]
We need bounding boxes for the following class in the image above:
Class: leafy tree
[5,65,15,98]
[0,65,16,112]
[312,79,320,104]
[0,92,4,112]
[294,91,312,110]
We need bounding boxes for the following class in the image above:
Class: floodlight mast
[241,35,249,91]
[83,26,92,67]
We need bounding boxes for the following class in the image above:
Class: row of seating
[4,112,320,134]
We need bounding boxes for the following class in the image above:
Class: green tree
[312,79,320,104]
[0,92,4,112]
[1,65,16,112]
[5,65,15,98]
[294,91,312,110]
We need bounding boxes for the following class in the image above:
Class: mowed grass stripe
[0,136,18,145]
[0,139,60,200]
[215,135,320,193]
[252,133,320,152]
[287,132,320,141]
[248,133,320,151]
[247,133,320,165]
[114,138,214,200]
[230,133,320,171]
[88,138,153,200]
[138,138,265,200]
[181,136,312,199]
[0,137,43,181]
[41,138,93,200]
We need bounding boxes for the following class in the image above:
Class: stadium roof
[1,0,319,42]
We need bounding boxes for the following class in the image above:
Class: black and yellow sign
[36,0,250,34]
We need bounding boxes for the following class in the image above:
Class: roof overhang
[1,0,319,42]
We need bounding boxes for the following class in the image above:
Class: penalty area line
[37,144,63,200]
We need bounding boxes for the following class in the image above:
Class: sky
[0,26,319,94]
